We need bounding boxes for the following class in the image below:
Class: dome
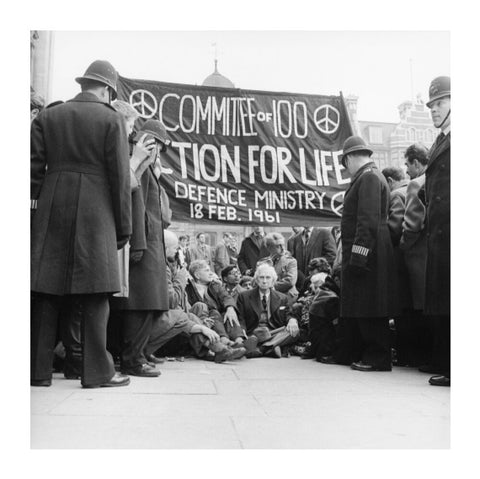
[202,60,235,88]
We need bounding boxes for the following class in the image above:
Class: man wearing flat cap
[423,76,451,387]
[337,136,397,371]
[31,60,132,388]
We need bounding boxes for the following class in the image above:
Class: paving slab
[31,415,241,449]
[31,355,450,449]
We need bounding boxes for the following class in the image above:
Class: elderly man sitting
[236,264,300,358]
[257,232,298,305]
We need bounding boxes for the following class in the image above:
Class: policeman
[337,136,397,371]
[31,60,132,387]
[423,76,451,387]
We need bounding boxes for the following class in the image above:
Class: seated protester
[257,232,299,306]
[237,264,300,358]
[186,260,245,346]
[221,265,246,301]
[298,257,331,298]
[290,272,328,357]
[239,275,253,290]
[148,230,246,363]
[307,267,341,363]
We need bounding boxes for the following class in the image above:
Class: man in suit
[214,233,233,276]
[423,76,451,387]
[31,60,131,388]
[257,232,298,305]
[399,143,431,368]
[110,120,171,378]
[237,264,300,358]
[382,166,415,367]
[189,232,214,270]
[288,226,337,275]
[237,226,270,275]
[339,136,397,372]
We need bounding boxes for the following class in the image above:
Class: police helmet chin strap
[438,108,451,130]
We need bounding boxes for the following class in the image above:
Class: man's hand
[130,249,144,263]
[131,134,156,179]
[203,317,215,328]
[286,317,299,337]
[224,306,240,327]
[200,325,220,343]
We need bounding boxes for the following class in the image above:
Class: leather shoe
[31,379,51,387]
[429,375,450,387]
[317,355,336,364]
[147,354,165,364]
[122,364,161,377]
[83,372,131,388]
[230,346,247,360]
[264,346,282,358]
[245,348,263,359]
[351,361,391,372]
[240,336,258,354]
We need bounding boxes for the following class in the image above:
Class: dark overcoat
[287,227,337,273]
[340,162,397,318]
[111,167,169,311]
[237,235,270,274]
[400,174,427,310]
[237,287,290,335]
[424,132,450,315]
[31,92,131,295]
[388,182,412,311]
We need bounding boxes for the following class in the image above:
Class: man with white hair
[236,264,299,358]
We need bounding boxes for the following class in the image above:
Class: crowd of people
[30,60,450,389]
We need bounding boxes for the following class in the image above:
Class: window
[406,128,415,142]
[369,126,383,144]
[425,129,434,143]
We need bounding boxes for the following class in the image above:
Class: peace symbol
[314,104,340,134]
[129,89,158,119]
[331,191,345,217]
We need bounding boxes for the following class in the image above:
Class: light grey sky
[51,31,449,124]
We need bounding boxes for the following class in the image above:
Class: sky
[50,30,450,124]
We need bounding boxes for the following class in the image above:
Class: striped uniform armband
[31,199,38,210]
[352,244,369,257]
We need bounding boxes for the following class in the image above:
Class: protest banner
[117,77,353,226]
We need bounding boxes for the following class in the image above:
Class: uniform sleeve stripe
[31,199,38,209]
[352,244,369,256]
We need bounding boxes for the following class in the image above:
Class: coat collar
[426,132,450,171]
[68,91,110,106]
[346,161,376,193]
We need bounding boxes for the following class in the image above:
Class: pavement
[30,356,450,449]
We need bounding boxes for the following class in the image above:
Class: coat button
[436,196,441,201]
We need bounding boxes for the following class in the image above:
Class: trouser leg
[107,309,123,361]
[121,310,153,369]
[61,303,82,377]
[145,310,192,357]
[333,317,362,365]
[31,292,63,381]
[357,317,392,370]
[309,313,335,359]
[430,314,450,377]
[77,294,115,387]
